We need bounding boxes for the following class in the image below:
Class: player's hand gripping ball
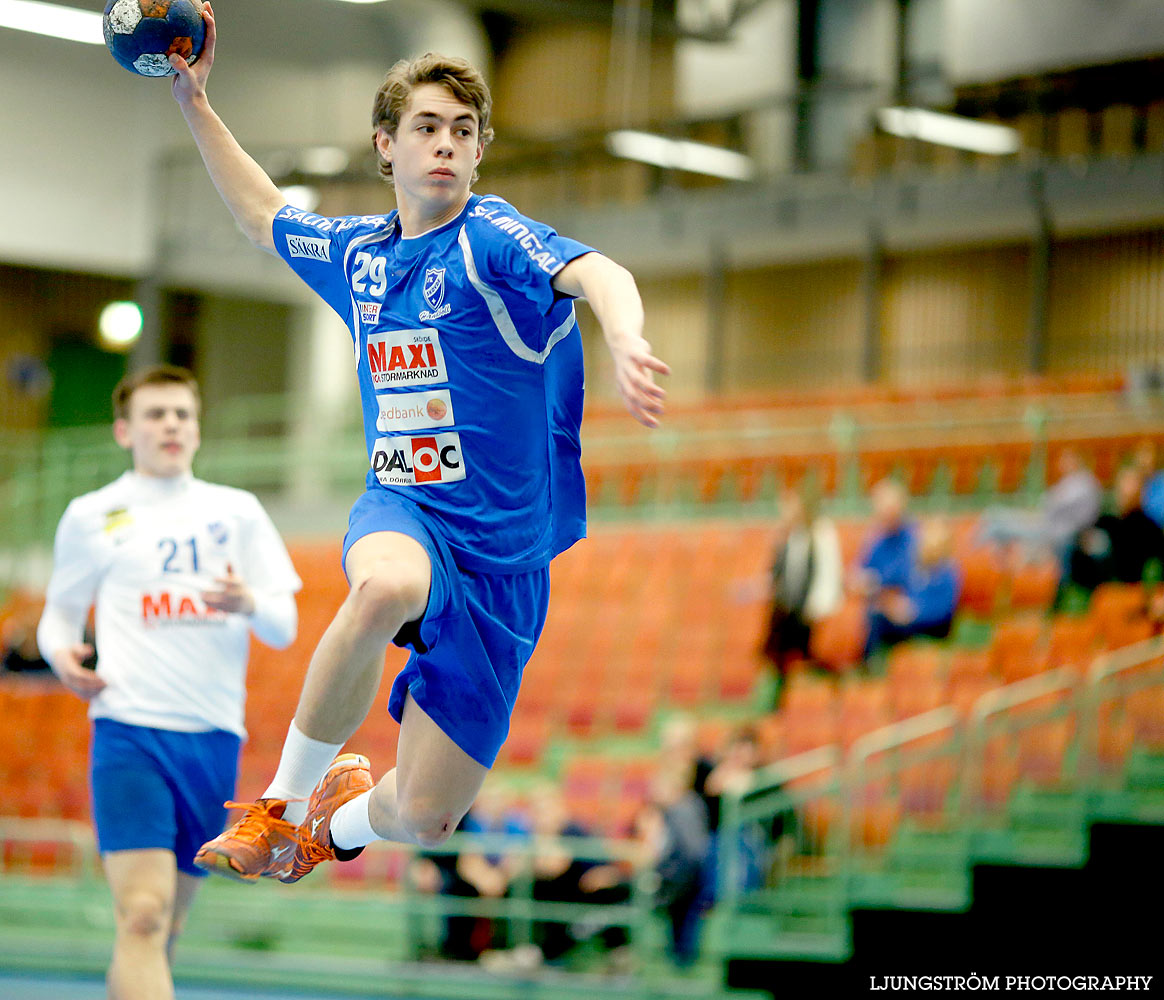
[103,0,206,77]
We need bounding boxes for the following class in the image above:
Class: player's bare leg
[287,691,489,883]
[197,531,433,877]
[167,872,201,965]
[279,689,491,880]
[104,849,180,1000]
[293,531,432,746]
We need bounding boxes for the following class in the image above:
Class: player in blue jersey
[170,6,670,882]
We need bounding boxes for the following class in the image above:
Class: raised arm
[168,3,285,254]
[553,252,670,428]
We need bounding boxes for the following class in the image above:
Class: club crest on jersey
[208,522,229,546]
[420,268,452,321]
[103,507,133,534]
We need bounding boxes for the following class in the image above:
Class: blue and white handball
[103,0,207,78]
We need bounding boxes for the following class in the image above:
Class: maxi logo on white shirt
[366,328,448,389]
[372,432,465,486]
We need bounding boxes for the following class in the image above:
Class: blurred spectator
[410,783,529,961]
[980,447,1101,564]
[852,479,917,600]
[760,487,842,688]
[851,480,917,660]
[528,787,631,967]
[865,518,961,659]
[1,591,52,675]
[1133,440,1164,530]
[700,727,776,903]
[658,713,717,822]
[635,768,709,969]
[1066,468,1164,593]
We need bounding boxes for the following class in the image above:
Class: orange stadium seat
[1008,560,1060,612]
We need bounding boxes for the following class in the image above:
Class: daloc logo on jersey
[420,268,452,321]
[371,432,465,486]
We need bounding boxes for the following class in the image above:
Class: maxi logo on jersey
[141,592,226,627]
[376,389,455,433]
[371,432,465,486]
[366,329,447,389]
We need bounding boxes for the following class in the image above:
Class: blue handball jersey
[273,194,595,573]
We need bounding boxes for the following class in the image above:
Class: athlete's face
[113,384,200,479]
[376,83,483,216]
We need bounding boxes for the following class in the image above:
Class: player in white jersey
[36,365,301,1000]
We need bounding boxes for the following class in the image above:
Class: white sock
[329,790,381,851]
[263,721,343,826]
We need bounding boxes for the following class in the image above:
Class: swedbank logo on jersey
[371,432,465,486]
[285,234,332,262]
[376,389,455,433]
[367,328,448,388]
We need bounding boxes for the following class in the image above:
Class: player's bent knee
[397,799,458,848]
[116,891,170,939]
[348,567,427,632]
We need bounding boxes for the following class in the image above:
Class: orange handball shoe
[279,753,374,884]
[194,798,301,883]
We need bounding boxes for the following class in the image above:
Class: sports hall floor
[0,973,419,999]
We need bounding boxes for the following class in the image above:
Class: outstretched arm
[168,3,285,254]
[553,252,670,428]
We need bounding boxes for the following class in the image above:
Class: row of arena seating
[583,432,1163,508]
[3,513,1156,843]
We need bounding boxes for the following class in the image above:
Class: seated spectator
[1133,440,1164,530]
[853,479,917,600]
[1067,467,1164,593]
[634,769,709,970]
[851,479,917,658]
[658,713,717,819]
[699,727,775,903]
[980,447,1101,564]
[0,591,52,676]
[865,518,961,660]
[528,786,631,967]
[409,782,529,962]
[760,487,843,688]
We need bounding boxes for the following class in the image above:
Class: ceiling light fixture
[606,130,755,181]
[0,0,103,45]
[876,107,1020,155]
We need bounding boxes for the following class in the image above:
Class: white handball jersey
[39,472,302,737]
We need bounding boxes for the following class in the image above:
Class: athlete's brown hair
[113,365,201,420]
[371,52,495,185]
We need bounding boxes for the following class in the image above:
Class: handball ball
[103,0,206,78]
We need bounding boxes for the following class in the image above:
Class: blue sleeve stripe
[457,226,576,365]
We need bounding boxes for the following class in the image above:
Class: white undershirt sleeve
[248,589,298,650]
[36,600,89,672]
[37,501,101,670]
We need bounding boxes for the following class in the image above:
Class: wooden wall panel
[722,261,865,392]
[881,245,1031,384]
[577,274,709,405]
[492,24,673,133]
[1047,228,1164,374]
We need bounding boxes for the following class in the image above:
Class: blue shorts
[90,719,241,877]
[343,489,550,768]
